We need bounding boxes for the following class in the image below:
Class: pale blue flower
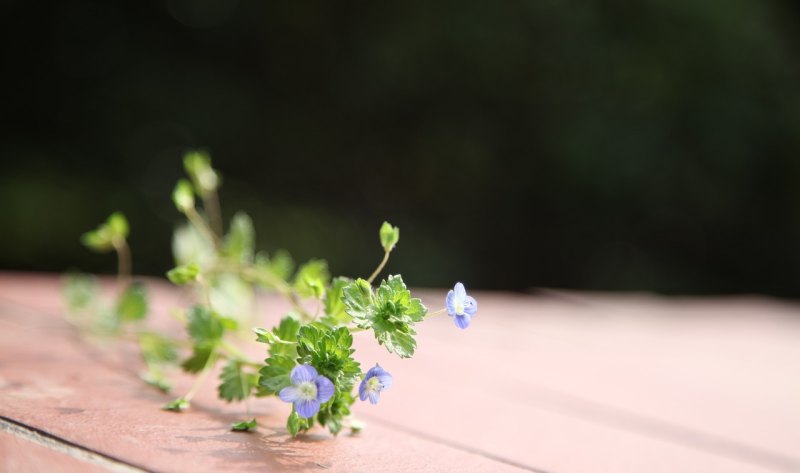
[359,364,393,404]
[446,282,477,329]
[278,364,335,418]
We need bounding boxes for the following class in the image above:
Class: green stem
[184,348,218,402]
[186,206,221,250]
[202,189,224,240]
[367,250,391,284]
[426,308,447,318]
[113,238,132,291]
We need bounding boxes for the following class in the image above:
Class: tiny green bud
[81,212,129,252]
[379,221,400,252]
[166,262,201,285]
[162,397,189,412]
[172,179,195,212]
[231,419,257,432]
[107,212,129,239]
[183,150,220,193]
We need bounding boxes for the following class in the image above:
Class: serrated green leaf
[163,397,189,411]
[257,355,295,394]
[379,221,399,252]
[187,306,224,344]
[321,277,352,326]
[116,282,148,322]
[296,324,361,390]
[218,360,258,402]
[342,275,426,358]
[224,212,255,263]
[286,411,311,437]
[166,262,200,285]
[293,260,330,299]
[231,419,257,432]
[181,345,215,373]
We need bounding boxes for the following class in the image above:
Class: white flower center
[454,299,465,315]
[366,376,382,392]
[297,381,318,400]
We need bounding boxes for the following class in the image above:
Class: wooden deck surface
[0,272,798,473]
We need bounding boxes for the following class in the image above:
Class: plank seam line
[0,416,154,473]
[360,413,553,473]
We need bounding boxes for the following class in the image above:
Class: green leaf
[218,360,258,402]
[141,369,172,393]
[181,345,215,373]
[296,324,361,390]
[162,397,189,412]
[186,306,225,344]
[257,355,295,394]
[62,273,97,313]
[115,282,148,322]
[293,259,330,299]
[224,212,255,263]
[139,332,178,364]
[107,212,129,239]
[267,249,295,281]
[166,262,200,285]
[231,419,257,432]
[321,277,352,326]
[172,179,195,212]
[379,221,400,252]
[286,411,311,437]
[254,316,300,358]
[342,275,427,358]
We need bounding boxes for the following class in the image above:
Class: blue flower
[446,282,477,329]
[359,364,393,404]
[278,364,335,418]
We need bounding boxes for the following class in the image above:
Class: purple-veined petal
[315,375,335,403]
[358,379,368,401]
[367,390,381,405]
[463,295,478,316]
[295,398,321,418]
[376,371,393,390]
[365,365,380,380]
[279,386,301,403]
[446,290,457,316]
[453,282,467,299]
[453,314,471,329]
[290,364,318,384]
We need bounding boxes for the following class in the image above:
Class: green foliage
[321,277,352,326]
[218,360,258,402]
[183,150,219,194]
[342,275,427,358]
[257,354,295,395]
[293,259,330,299]
[116,282,148,322]
[181,345,215,373]
[172,179,195,212]
[286,411,312,437]
[139,332,179,365]
[296,324,360,390]
[224,212,255,263]
[81,212,129,252]
[186,306,225,344]
[163,398,189,412]
[379,221,400,252]
[166,262,200,285]
[63,273,97,313]
[253,315,300,357]
[231,419,257,432]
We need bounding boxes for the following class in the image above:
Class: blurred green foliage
[1,0,799,295]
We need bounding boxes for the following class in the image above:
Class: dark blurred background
[2,0,800,295]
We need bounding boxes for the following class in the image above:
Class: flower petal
[358,379,368,401]
[446,289,457,316]
[367,390,381,405]
[279,386,301,403]
[453,314,471,329]
[463,295,478,316]
[295,399,321,418]
[290,364,318,384]
[376,372,393,390]
[315,375,335,403]
[454,282,467,299]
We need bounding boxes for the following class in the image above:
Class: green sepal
[218,360,258,402]
[166,262,200,285]
[231,419,258,432]
[163,398,189,412]
[116,282,148,322]
[379,221,399,252]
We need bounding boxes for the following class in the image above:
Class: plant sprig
[64,150,478,437]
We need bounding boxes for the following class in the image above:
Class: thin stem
[185,206,221,250]
[202,189,224,240]
[367,251,391,284]
[184,349,218,402]
[114,238,132,291]
[426,308,447,318]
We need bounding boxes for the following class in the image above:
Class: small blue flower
[359,364,393,405]
[446,282,477,329]
[279,364,335,418]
